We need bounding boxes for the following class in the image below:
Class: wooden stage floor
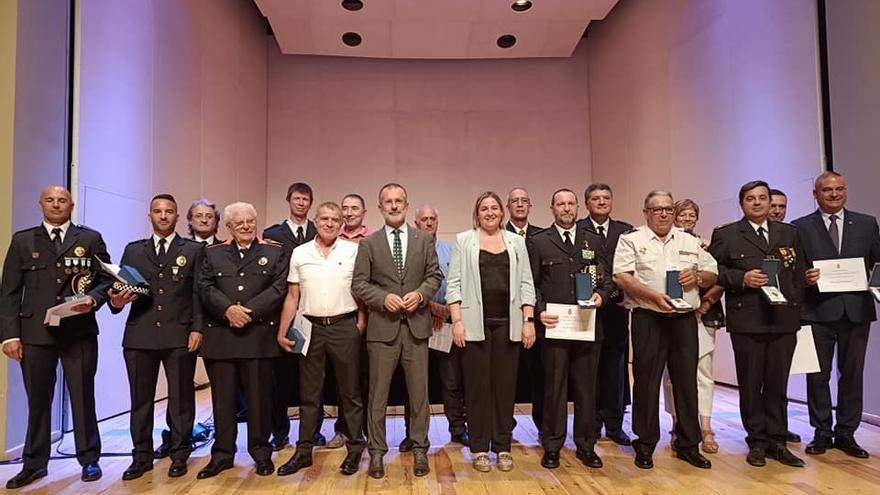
[2,384,879,494]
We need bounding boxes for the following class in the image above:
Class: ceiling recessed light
[342,32,362,47]
[341,0,363,12]
[497,34,517,49]
[511,1,533,12]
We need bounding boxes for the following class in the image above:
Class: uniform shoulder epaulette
[714,221,738,230]
[263,222,283,232]
[617,220,634,229]
[74,223,99,233]
[620,227,639,236]
[260,238,283,248]
[180,237,201,245]
[208,240,232,249]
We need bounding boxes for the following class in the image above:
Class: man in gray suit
[352,183,441,479]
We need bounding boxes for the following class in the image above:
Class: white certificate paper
[544,303,596,341]
[814,258,868,293]
[292,311,313,357]
[43,296,91,327]
[790,325,820,375]
[428,323,454,353]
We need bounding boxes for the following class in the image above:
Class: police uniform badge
[74,246,86,257]
[779,247,796,268]
[581,240,594,260]
[258,256,268,266]
[176,255,187,267]
[638,246,647,255]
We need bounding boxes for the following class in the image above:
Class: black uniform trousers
[461,320,519,453]
[596,305,630,434]
[205,358,273,463]
[21,336,100,470]
[806,320,870,439]
[630,309,700,454]
[518,334,545,435]
[541,337,601,453]
[123,346,196,463]
[296,316,366,452]
[433,344,467,437]
[729,332,796,450]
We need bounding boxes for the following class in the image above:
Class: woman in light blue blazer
[446,191,536,473]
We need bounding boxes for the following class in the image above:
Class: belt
[305,311,357,327]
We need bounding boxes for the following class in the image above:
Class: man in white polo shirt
[276,201,367,476]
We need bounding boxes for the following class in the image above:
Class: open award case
[576,267,597,309]
[96,258,151,295]
[761,258,788,305]
[869,262,880,303]
[666,270,693,312]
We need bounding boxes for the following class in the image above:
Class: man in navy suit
[792,171,880,459]
[577,183,634,446]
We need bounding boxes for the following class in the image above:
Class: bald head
[39,185,73,226]
[414,204,439,237]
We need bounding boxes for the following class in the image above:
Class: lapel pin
[258,256,269,266]
[176,255,187,267]
[74,246,86,257]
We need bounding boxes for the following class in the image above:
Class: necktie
[392,229,403,277]
[295,226,304,245]
[563,230,573,249]
[518,228,526,237]
[829,214,840,253]
[597,225,607,242]
[239,247,248,259]
[157,238,167,257]
[51,227,63,253]
[757,226,769,250]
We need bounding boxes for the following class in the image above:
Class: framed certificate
[814,258,868,293]
[544,303,596,341]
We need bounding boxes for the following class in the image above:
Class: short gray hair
[643,190,674,209]
[223,202,257,225]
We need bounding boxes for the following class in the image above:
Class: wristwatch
[524,316,535,323]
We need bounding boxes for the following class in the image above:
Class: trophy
[96,257,151,295]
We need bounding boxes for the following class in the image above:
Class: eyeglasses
[646,207,674,215]
[508,199,531,206]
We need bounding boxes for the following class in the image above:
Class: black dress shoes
[5,468,47,489]
[153,430,171,459]
[399,437,415,452]
[634,451,653,469]
[197,459,234,479]
[270,435,290,452]
[277,451,313,476]
[255,460,275,476]
[676,449,712,469]
[767,445,805,467]
[340,450,363,475]
[834,437,870,459]
[81,463,102,482]
[313,432,327,447]
[368,454,385,479]
[576,449,603,468]
[607,430,632,446]
[122,461,153,481]
[451,432,471,447]
[786,431,802,443]
[168,459,188,478]
[541,450,560,469]
[805,436,834,455]
[413,450,430,477]
[746,447,766,467]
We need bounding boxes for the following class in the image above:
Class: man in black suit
[262,182,324,450]
[108,194,204,480]
[614,190,716,471]
[793,172,880,458]
[769,189,788,223]
[1,185,112,488]
[577,183,634,446]
[505,187,544,435]
[710,180,807,468]
[196,202,287,479]
[528,189,613,470]
[153,198,225,461]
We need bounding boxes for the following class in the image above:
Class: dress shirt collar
[590,217,610,231]
[339,224,370,240]
[747,219,769,235]
[152,232,177,251]
[553,223,577,242]
[385,223,408,237]
[193,234,215,244]
[43,220,71,240]
[286,218,307,234]
[820,209,845,223]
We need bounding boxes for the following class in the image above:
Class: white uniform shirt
[288,239,359,317]
[613,225,718,312]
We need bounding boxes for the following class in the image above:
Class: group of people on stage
[1,171,878,489]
